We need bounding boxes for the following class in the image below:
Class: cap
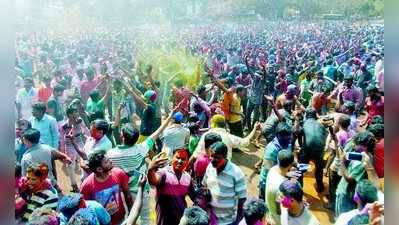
[173,112,184,123]
[144,90,157,102]
[287,84,297,92]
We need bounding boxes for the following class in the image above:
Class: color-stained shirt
[80,79,100,104]
[83,135,113,157]
[80,167,129,225]
[248,74,265,105]
[365,96,384,124]
[154,166,192,225]
[86,98,105,115]
[23,187,58,221]
[300,79,312,103]
[374,138,384,178]
[336,160,366,196]
[330,84,363,111]
[59,200,111,225]
[303,118,327,156]
[221,89,234,120]
[203,161,247,225]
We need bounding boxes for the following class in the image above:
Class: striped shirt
[106,138,154,193]
[23,188,58,221]
[203,161,247,225]
[59,120,90,160]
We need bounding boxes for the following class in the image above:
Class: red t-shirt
[365,96,384,124]
[37,86,53,103]
[80,167,129,225]
[374,138,384,178]
[80,77,101,104]
[173,88,191,116]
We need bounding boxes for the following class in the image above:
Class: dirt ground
[56,136,335,225]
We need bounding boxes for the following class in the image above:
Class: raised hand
[138,173,147,188]
[264,95,274,103]
[148,152,169,170]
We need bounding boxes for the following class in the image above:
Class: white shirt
[265,166,288,225]
[16,87,37,120]
[281,207,320,225]
[83,135,113,157]
[193,127,252,160]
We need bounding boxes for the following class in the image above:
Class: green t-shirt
[300,79,312,103]
[188,135,200,155]
[86,98,105,114]
[336,160,366,196]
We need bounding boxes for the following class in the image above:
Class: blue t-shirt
[59,200,111,225]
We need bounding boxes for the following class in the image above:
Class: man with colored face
[278,180,320,225]
[82,119,113,157]
[17,163,59,222]
[70,119,112,179]
[202,141,247,225]
[147,149,193,225]
[335,180,382,225]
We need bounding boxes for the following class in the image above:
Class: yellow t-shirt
[228,94,242,123]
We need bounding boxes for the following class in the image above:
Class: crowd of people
[14,20,384,225]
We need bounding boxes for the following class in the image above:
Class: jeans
[258,179,266,200]
[328,170,341,210]
[299,150,325,191]
[245,101,261,130]
[131,191,151,225]
[228,121,244,138]
[64,158,79,186]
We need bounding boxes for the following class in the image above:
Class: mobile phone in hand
[297,163,310,173]
[346,152,363,161]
